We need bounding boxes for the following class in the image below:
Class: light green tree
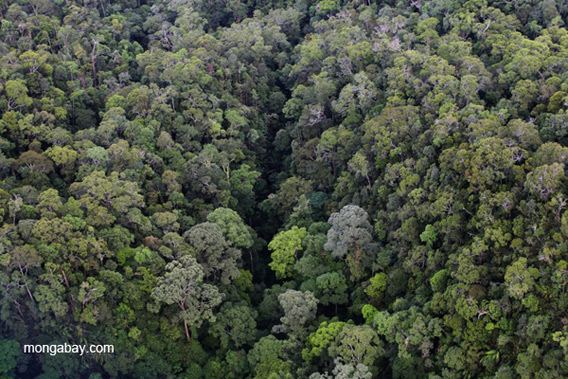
[268,226,307,279]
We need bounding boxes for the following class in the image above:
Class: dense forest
[2,0,568,377]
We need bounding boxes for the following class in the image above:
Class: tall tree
[151,255,224,341]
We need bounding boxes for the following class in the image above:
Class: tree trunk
[99,0,106,17]
[61,268,70,290]
[184,319,191,342]
[249,250,254,275]
[92,54,97,87]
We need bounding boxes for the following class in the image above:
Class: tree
[6,245,42,288]
[184,222,241,284]
[268,226,307,279]
[247,336,291,379]
[329,325,384,371]
[34,263,68,318]
[77,277,106,325]
[430,269,449,292]
[504,257,539,299]
[2,80,32,111]
[348,151,373,188]
[69,171,144,227]
[99,225,134,252]
[273,289,318,336]
[315,271,349,307]
[324,205,372,258]
[324,205,373,280]
[524,163,565,200]
[303,321,346,363]
[310,357,373,379]
[37,189,63,218]
[0,338,20,376]
[419,224,437,248]
[364,273,387,303]
[229,164,260,216]
[162,170,182,196]
[86,146,109,168]
[184,145,231,207]
[16,151,54,174]
[151,255,224,341]
[209,302,258,349]
[206,207,253,249]
[271,177,314,217]
[152,211,180,234]
[444,346,466,371]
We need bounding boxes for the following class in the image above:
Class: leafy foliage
[3,0,568,377]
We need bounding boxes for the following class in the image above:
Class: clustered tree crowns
[4,0,568,377]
